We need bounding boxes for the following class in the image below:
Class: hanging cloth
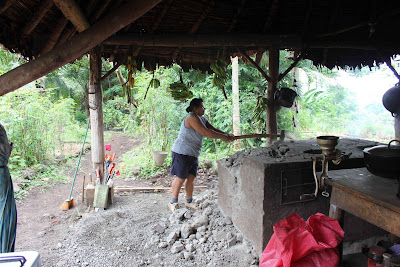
[0,124,16,253]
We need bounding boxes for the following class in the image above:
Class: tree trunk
[89,47,105,182]
[395,115,400,140]
[266,48,279,146]
[231,56,241,149]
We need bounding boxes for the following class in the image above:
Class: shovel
[93,168,109,209]
[94,184,109,209]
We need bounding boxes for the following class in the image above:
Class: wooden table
[326,168,400,262]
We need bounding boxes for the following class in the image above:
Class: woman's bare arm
[185,114,230,141]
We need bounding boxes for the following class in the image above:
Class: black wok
[363,140,400,179]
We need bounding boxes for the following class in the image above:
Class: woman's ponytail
[186,98,203,113]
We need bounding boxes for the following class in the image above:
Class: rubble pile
[55,189,259,266]
[155,190,259,265]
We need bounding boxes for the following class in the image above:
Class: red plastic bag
[259,213,344,267]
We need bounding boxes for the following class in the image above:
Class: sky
[337,67,398,109]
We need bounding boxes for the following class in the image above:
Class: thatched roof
[1,0,400,72]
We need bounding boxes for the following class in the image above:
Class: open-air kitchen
[1,0,400,266]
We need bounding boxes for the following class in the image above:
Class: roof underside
[0,0,400,71]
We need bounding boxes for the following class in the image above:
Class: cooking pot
[274,87,297,108]
[363,140,400,178]
[382,84,400,117]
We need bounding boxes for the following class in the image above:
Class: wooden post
[231,56,241,149]
[395,115,400,140]
[329,203,344,264]
[266,48,279,146]
[89,47,105,182]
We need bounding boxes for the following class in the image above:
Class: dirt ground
[14,134,259,266]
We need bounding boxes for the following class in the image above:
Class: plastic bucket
[152,151,168,167]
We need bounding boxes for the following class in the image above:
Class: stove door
[281,168,315,205]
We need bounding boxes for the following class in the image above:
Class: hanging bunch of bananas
[210,59,228,99]
[126,56,137,89]
[168,82,193,101]
[251,95,269,123]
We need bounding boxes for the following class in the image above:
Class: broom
[61,120,90,211]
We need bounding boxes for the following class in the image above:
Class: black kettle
[382,83,400,117]
[274,87,297,108]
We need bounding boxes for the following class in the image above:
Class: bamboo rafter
[40,17,69,55]
[0,0,17,14]
[263,0,280,33]
[52,0,90,32]
[316,8,400,39]
[227,0,246,32]
[130,0,174,59]
[22,0,54,35]
[173,0,214,63]
[190,0,214,34]
[89,0,112,23]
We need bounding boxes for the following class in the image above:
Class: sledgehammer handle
[235,130,285,140]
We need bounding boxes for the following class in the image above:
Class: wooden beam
[114,185,208,192]
[40,17,69,55]
[278,49,305,81]
[384,58,400,82]
[266,48,279,147]
[103,33,393,50]
[316,8,400,39]
[100,56,126,81]
[52,0,90,32]
[190,0,214,34]
[227,0,245,33]
[263,0,280,33]
[89,0,112,23]
[237,47,270,82]
[0,0,17,14]
[131,0,174,58]
[22,0,54,35]
[254,48,266,64]
[104,33,300,48]
[0,0,162,96]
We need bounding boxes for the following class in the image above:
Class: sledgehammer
[235,130,285,143]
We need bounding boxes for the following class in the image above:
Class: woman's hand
[221,134,236,142]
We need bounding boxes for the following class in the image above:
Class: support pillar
[89,47,105,182]
[231,56,241,149]
[266,48,279,146]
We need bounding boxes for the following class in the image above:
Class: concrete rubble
[156,190,259,265]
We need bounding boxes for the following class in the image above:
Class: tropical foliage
[0,49,395,180]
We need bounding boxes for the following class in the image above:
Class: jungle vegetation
[0,48,396,190]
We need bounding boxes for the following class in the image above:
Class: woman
[169,98,235,212]
[0,124,16,253]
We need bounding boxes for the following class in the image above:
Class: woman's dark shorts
[170,151,198,179]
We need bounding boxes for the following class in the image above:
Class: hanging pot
[382,84,400,117]
[274,87,297,108]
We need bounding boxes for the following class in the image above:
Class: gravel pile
[53,189,259,267]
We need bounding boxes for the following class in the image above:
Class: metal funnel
[316,136,339,156]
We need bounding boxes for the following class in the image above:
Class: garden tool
[61,120,90,211]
